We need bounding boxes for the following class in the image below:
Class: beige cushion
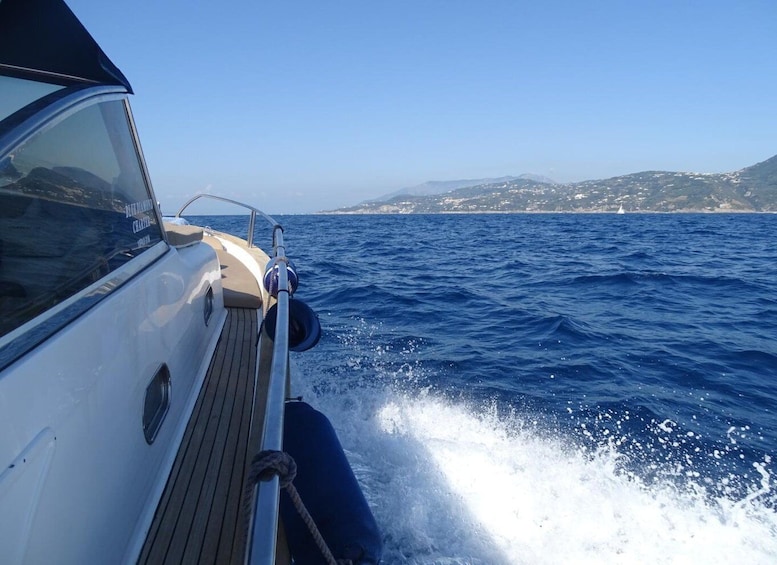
[164,223,203,248]
[215,249,262,309]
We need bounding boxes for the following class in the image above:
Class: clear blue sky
[69,0,776,214]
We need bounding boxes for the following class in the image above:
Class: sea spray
[295,345,777,564]
[333,393,776,562]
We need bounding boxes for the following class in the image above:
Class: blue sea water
[198,212,777,564]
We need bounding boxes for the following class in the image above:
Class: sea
[196,212,777,564]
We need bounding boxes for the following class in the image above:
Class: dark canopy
[0,0,132,92]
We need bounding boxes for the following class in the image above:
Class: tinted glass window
[0,99,163,337]
[0,75,64,122]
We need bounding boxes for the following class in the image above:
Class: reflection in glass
[0,100,163,337]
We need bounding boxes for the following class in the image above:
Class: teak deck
[139,307,263,564]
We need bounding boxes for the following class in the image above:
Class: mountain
[370,174,557,201]
[324,156,777,214]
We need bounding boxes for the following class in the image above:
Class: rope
[247,450,347,565]
[249,450,297,487]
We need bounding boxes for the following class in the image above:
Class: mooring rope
[247,450,349,565]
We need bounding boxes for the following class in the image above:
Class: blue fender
[281,401,382,564]
[264,299,321,352]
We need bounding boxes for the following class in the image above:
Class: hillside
[371,174,557,201]
[325,155,777,214]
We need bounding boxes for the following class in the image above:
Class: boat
[617,204,625,214]
[0,0,381,563]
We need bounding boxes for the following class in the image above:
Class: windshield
[0,97,164,338]
[0,75,64,123]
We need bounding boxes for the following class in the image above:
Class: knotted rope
[247,450,349,565]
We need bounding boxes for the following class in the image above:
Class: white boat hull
[0,243,225,563]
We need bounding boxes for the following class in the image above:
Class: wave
[296,368,777,564]
[293,311,777,563]
[565,271,767,293]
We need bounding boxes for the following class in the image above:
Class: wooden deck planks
[139,308,260,564]
[198,307,257,563]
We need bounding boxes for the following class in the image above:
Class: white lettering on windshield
[125,199,154,218]
[132,216,152,233]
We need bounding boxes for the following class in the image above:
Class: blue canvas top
[0,0,132,93]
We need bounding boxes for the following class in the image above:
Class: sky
[68,0,777,214]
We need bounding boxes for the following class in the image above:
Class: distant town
[324,155,777,214]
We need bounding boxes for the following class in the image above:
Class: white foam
[297,375,777,564]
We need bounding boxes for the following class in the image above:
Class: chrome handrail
[174,193,281,248]
[247,242,289,565]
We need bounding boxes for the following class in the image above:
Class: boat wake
[294,330,777,564]
[370,396,776,563]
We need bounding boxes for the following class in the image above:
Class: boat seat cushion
[164,223,203,248]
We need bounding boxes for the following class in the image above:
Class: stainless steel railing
[174,193,280,248]
[247,226,290,565]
